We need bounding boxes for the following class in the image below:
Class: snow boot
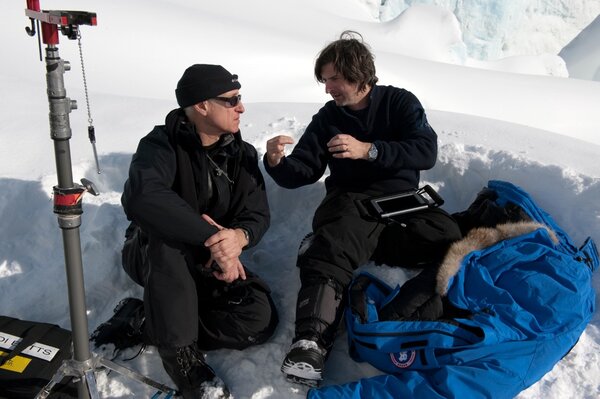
[281,339,326,387]
[158,343,231,399]
[282,274,343,387]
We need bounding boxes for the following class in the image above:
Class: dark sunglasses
[212,94,242,108]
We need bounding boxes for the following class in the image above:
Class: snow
[373,0,600,61]
[1,0,599,398]
[560,14,600,82]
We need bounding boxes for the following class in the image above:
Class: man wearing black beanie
[121,64,278,398]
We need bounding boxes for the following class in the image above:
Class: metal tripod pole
[45,43,95,399]
[24,5,178,397]
[38,43,176,399]
[26,4,176,398]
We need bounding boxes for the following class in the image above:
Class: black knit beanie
[175,64,241,108]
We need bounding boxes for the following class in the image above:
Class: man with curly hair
[264,31,461,386]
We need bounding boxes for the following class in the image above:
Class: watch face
[369,144,378,160]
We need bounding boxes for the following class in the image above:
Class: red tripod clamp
[25,0,97,45]
[53,178,98,216]
[53,185,85,215]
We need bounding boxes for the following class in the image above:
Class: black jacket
[122,109,270,252]
[264,85,437,194]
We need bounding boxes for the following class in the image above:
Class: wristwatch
[241,228,250,245]
[367,143,378,161]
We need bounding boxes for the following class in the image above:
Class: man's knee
[410,208,462,242]
[375,209,462,266]
[232,282,279,348]
[298,230,377,277]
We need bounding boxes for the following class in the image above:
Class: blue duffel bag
[309,180,598,399]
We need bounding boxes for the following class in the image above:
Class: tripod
[24,1,176,397]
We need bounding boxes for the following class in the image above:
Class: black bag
[121,221,149,287]
[451,187,530,235]
[90,297,146,357]
[0,316,77,398]
[195,271,279,351]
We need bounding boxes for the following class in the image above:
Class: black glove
[379,266,444,321]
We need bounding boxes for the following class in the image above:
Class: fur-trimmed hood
[436,221,559,296]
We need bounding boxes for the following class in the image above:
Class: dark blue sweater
[264,85,437,194]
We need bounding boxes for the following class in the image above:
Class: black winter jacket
[122,109,270,251]
[264,85,437,194]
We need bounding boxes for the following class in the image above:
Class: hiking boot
[158,343,231,399]
[281,339,326,387]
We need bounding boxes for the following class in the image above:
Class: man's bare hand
[266,135,294,167]
[204,256,246,283]
[202,214,247,282]
[327,134,370,160]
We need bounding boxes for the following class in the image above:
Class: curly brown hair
[314,30,378,92]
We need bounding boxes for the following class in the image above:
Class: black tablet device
[367,185,444,219]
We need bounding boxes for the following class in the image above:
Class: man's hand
[266,135,294,167]
[204,255,246,283]
[327,134,370,160]
[202,214,247,283]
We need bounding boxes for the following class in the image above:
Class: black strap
[348,275,392,323]
[0,323,53,367]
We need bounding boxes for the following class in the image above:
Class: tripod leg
[151,391,175,399]
[36,358,100,399]
[83,368,101,399]
[35,362,71,399]
[99,357,178,396]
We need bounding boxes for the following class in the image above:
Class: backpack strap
[577,238,599,272]
[348,273,394,323]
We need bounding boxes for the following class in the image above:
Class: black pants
[296,189,462,346]
[143,236,278,350]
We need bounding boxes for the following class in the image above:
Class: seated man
[121,64,278,398]
[264,31,462,386]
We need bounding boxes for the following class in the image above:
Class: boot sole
[285,374,320,388]
[281,360,322,387]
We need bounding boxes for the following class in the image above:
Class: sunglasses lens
[228,95,241,107]
[213,95,241,107]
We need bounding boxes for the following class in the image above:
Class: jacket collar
[165,108,241,155]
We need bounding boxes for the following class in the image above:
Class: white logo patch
[22,342,60,362]
[0,331,21,350]
[390,350,416,369]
